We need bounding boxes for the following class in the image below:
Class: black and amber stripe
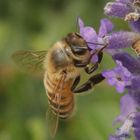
[44,73,74,119]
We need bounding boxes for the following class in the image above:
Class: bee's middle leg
[72,73,105,94]
[71,75,80,91]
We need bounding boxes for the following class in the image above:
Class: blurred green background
[0,0,131,140]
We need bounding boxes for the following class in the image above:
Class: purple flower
[78,18,140,61]
[112,51,140,113]
[102,60,132,93]
[98,18,114,37]
[133,113,140,140]
[104,1,133,18]
[115,94,138,122]
[104,0,140,33]
[107,31,140,49]
[130,76,140,91]
[116,0,134,3]
[111,111,140,140]
[78,17,140,140]
[129,18,140,33]
[112,51,140,74]
[78,18,98,50]
[110,112,135,140]
[109,135,122,140]
[112,112,140,140]
[110,51,140,140]
[78,17,113,63]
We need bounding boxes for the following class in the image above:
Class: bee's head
[65,32,90,56]
[64,32,92,67]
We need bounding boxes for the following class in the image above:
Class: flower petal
[104,2,133,18]
[133,113,140,140]
[116,81,125,93]
[112,52,140,74]
[78,17,84,29]
[107,31,140,49]
[134,128,140,140]
[109,135,121,140]
[115,94,138,122]
[108,77,117,86]
[102,60,132,92]
[129,18,140,33]
[91,55,98,63]
[82,27,97,49]
[116,0,133,3]
[102,70,116,78]
[78,18,97,50]
[129,89,140,106]
[98,18,114,37]
[131,76,140,90]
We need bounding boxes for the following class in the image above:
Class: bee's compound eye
[75,33,82,38]
[70,45,87,55]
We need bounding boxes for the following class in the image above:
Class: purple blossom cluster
[104,0,140,33]
[78,0,140,139]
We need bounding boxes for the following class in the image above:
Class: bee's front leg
[72,73,105,94]
[85,51,103,74]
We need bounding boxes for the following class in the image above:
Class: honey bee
[132,39,140,55]
[12,32,106,137]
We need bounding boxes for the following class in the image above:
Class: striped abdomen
[44,73,74,119]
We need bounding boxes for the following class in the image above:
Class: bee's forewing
[46,105,59,139]
[12,50,47,74]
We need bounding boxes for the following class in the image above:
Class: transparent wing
[12,50,47,73]
[46,98,60,139]
[46,73,67,138]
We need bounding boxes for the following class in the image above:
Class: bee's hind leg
[72,73,105,94]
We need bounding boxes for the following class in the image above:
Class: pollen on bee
[132,39,140,55]
[124,12,140,21]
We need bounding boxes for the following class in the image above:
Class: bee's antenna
[76,16,80,32]
[86,42,105,46]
